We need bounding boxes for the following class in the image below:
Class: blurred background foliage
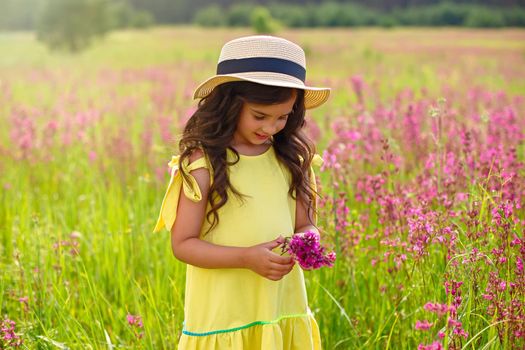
[1,0,524,30]
[1,0,524,51]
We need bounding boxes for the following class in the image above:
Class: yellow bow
[153,155,210,233]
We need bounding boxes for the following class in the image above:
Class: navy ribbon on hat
[217,57,306,82]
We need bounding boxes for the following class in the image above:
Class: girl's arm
[170,151,294,281]
[295,191,319,235]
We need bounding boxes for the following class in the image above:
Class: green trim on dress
[182,313,310,336]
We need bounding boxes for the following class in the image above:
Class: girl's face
[233,90,297,146]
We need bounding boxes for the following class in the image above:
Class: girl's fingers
[262,236,284,249]
[264,236,284,248]
[268,252,293,264]
[269,265,289,273]
[268,275,282,281]
[270,262,295,273]
[266,260,295,279]
[267,268,293,281]
[263,241,281,251]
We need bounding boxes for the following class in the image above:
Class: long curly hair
[179,81,316,232]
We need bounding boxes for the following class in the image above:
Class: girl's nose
[262,123,278,135]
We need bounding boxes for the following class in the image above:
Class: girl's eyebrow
[250,108,292,117]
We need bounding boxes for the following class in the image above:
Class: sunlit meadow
[1,27,524,349]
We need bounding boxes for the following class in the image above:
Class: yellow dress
[154,146,322,349]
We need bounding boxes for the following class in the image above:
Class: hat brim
[193,73,330,110]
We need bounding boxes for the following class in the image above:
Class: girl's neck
[230,140,272,156]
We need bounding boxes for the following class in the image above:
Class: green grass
[1,26,524,349]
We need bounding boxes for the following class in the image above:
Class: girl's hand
[243,237,295,281]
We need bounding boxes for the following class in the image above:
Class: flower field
[1,27,524,349]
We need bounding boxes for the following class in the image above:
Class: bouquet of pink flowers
[279,230,336,270]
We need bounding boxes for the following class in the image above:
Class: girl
[154,35,330,349]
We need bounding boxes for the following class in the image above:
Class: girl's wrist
[238,246,251,269]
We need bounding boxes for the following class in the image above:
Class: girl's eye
[279,115,289,121]
[254,115,265,120]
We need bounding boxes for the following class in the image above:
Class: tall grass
[1,27,524,349]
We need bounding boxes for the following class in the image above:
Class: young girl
[154,35,330,349]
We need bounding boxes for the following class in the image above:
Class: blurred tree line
[126,0,525,25]
[0,0,152,31]
[1,0,524,31]
[194,2,525,28]
[0,0,153,51]
[1,0,523,52]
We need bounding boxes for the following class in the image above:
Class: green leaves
[36,0,113,52]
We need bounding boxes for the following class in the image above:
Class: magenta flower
[126,314,143,328]
[418,341,443,350]
[424,302,449,317]
[415,319,433,330]
[280,231,336,270]
[126,314,144,340]
[1,318,23,348]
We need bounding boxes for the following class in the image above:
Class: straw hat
[193,35,330,110]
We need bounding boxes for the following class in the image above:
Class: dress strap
[153,154,211,233]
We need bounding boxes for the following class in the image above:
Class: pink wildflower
[281,231,336,270]
[415,320,433,330]
[126,314,144,340]
[1,318,23,347]
[418,341,443,350]
[350,75,364,104]
[126,314,143,328]
[424,302,449,317]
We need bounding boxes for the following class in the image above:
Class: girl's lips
[255,133,269,140]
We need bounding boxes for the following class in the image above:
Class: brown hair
[179,81,316,231]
